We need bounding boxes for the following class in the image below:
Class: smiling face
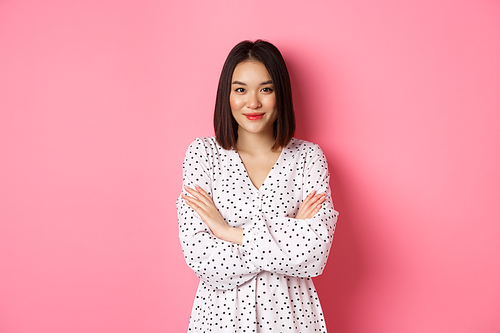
[230,60,278,138]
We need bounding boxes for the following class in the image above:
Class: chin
[244,125,273,135]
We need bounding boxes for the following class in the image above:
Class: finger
[194,185,213,201]
[188,185,213,204]
[306,208,320,219]
[304,198,325,217]
[297,193,315,218]
[184,186,201,199]
[312,195,326,205]
[182,194,202,209]
[306,204,323,219]
[184,186,212,206]
[304,191,324,205]
[183,197,211,222]
[182,193,210,211]
[312,192,326,200]
[301,194,324,211]
[302,191,316,204]
[182,186,197,198]
[194,184,207,194]
[307,194,326,208]
[182,192,202,207]
[181,193,194,202]
[183,197,198,212]
[303,206,317,218]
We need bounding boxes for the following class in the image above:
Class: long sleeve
[240,144,338,277]
[182,137,336,333]
[177,138,261,290]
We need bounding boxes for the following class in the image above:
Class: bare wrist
[218,226,243,245]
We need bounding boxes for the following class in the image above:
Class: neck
[236,128,277,154]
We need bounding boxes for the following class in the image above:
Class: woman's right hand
[295,191,326,219]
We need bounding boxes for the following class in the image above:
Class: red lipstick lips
[245,113,264,120]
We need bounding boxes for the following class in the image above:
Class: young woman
[177,40,338,332]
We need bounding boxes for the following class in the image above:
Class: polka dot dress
[177,137,338,333]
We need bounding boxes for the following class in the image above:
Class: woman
[177,40,338,332]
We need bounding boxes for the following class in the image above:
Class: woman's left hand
[182,185,243,244]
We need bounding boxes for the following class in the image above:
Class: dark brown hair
[214,40,295,150]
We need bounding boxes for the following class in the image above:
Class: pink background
[1,1,499,332]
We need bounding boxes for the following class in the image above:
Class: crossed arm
[181,185,326,245]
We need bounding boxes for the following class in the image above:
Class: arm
[182,186,326,245]
[182,185,244,245]
[176,138,260,290]
[241,144,339,277]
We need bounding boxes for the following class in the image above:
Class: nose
[246,92,261,109]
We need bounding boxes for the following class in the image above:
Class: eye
[261,87,274,93]
[235,87,246,93]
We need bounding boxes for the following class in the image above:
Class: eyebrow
[232,80,273,86]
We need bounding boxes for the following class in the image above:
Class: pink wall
[1,1,499,332]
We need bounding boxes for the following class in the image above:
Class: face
[230,61,277,137]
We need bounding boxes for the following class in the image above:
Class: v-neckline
[233,144,287,192]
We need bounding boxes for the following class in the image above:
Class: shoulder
[184,136,229,165]
[185,136,221,154]
[287,138,325,156]
[287,138,329,172]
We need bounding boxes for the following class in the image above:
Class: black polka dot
[176,137,339,332]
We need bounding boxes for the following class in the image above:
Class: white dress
[177,137,338,333]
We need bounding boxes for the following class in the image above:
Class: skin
[182,60,325,245]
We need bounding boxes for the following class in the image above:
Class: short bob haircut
[214,40,295,151]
